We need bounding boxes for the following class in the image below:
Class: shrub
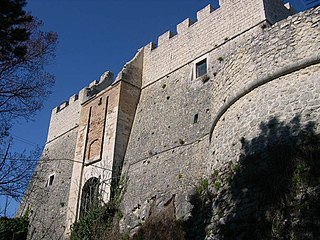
[71,202,118,240]
[196,179,209,194]
[0,214,29,240]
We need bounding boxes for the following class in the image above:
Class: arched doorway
[80,177,99,218]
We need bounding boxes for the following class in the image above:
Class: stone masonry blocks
[177,18,193,34]
[19,2,320,239]
[121,6,320,234]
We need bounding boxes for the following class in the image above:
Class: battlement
[115,49,144,88]
[52,71,114,116]
[146,3,219,51]
[147,0,294,50]
[47,47,143,143]
[141,0,293,87]
[47,71,114,142]
[52,94,79,114]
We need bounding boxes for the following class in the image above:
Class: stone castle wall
[65,51,142,236]
[47,94,80,142]
[17,73,116,238]
[65,83,122,232]
[209,7,320,170]
[17,0,320,239]
[17,128,79,239]
[120,4,320,234]
[141,0,292,87]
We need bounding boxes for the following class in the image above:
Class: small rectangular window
[196,59,207,78]
[48,174,54,186]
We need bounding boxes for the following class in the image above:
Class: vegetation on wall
[0,214,29,240]
[70,201,119,240]
[131,182,213,240]
[208,116,320,239]
[126,116,320,240]
[71,116,320,240]
[131,198,185,240]
[70,177,128,240]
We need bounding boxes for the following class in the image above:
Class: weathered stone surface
[16,128,78,239]
[18,1,320,239]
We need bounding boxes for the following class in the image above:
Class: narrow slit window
[48,174,54,186]
[194,114,199,123]
[196,59,207,78]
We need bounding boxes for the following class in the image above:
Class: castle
[17,0,320,239]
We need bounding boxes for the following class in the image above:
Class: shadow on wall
[130,187,213,240]
[210,115,320,239]
[124,115,320,240]
[131,197,185,240]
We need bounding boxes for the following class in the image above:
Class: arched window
[87,139,100,162]
[80,177,99,218]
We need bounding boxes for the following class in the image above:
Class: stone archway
[80,177,99,218]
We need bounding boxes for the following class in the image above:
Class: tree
[0,0,57,139]
[0,0,57,201]
[0,144,40,202]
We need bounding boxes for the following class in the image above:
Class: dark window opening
[80,177,99,218]
[194,114,199,123]
[48,175,54,186]
[196,59,207,78]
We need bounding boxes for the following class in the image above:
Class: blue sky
[0,0,312,217]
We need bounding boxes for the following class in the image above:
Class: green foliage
[162,84,167,89]
[232,163,240,174]
[113,176,127,206]
[212,170,219,178]
[210,117,320,239]
[71,202,117,240]
[225,176,232,185]
[0,213,29,240]
[0,0,32,61]
[121,233,130,240]
[214,181,222,190]
[292,163,305,187]
[71,176,128,240]
[132,201,185,240]
[196,179,209,194]
[179,139,185,145]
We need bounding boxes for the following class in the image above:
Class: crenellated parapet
[47,71,115,142]
[141,0,293,87]
[52,94,79,114]
[148,3,217,50]
[52,71,114,113]
[47,44,143,143]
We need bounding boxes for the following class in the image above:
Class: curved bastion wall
[120,5,320,234]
